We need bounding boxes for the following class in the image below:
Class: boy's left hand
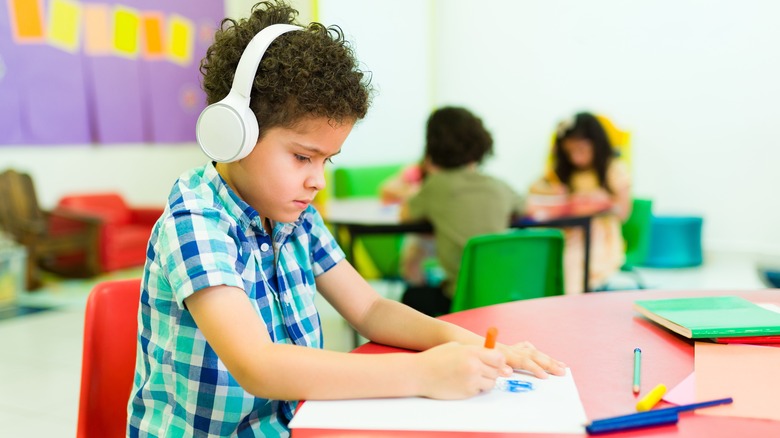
[498,341,567,378]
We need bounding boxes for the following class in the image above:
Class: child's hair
[553,112,615,191]
[199,1,371,140]
[424,106,493,169]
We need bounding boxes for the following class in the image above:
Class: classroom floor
[0,251,772,437]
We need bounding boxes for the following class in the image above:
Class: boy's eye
[326,157,334,165]
[295,154,311,163]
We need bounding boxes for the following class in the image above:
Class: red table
[293,289,780,437]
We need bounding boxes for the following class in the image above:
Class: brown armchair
[0,169,102,290]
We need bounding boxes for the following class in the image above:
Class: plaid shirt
[128,163,344,437]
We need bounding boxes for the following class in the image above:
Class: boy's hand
[499,341,566,378]
[413,342,512,399]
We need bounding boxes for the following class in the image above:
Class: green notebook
[634,296,780,339]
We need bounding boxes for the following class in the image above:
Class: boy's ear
[196,24,301,163]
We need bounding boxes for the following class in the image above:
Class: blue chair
[643,216,703,268]
[757,267,780,288]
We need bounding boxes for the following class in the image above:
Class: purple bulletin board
[0,0,225,145]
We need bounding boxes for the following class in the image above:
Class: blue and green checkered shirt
[128,163,344,437]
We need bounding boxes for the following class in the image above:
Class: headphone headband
[231,24,302,99]
[196,24,303,162]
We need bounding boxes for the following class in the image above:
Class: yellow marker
[636,383,667,412]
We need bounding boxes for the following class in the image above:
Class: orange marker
[484,327,498,349]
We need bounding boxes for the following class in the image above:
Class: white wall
[428,0,780,255]
[1,145,205,207]
[318,0,432,167]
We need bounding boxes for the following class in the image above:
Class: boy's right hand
[413,342,512,399]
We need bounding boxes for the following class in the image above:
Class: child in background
[400,106,527,316]
[529,112,632,294]
[380,163,425,205]
[128,2,565,436]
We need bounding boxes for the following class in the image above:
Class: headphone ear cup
[196,24,300,162]
[196,92,258,162]
[237,105,260,161]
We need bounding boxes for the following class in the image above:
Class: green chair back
[621,198,653,268]
[332,164,406,278]
[451,229,565,313]
[333,164,405,199]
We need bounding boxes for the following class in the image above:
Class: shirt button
[260,243,270,252]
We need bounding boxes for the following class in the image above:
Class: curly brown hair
[424,106,494,169]
[199,1,371,139]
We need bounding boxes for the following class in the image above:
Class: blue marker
[585,397,733,435]
[586,410,678,434]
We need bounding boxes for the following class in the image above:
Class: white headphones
[196,24,302,162]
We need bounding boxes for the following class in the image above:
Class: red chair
[55,193,162,272]
[77,278,141,438]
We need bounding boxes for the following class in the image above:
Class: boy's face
[228,117,352,223]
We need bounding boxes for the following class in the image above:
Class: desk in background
[292,289,780,437]
[324,198,605,293]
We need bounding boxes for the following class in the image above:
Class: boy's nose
[307,170,326,191]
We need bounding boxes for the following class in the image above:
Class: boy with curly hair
[401,106,528,316]
[128,2,564,436]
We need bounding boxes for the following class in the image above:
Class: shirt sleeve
[307,207,346,276]
[156,207,245,309]
[406,181,430,221]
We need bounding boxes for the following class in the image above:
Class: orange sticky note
[695,341,780,421]
[8,0,45,42]
[141,12,165,59]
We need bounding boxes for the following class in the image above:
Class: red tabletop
[292,289,780,437]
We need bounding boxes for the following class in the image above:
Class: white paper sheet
[289,368,587,434]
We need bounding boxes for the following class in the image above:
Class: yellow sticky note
[9,0,45,42]
[141,13,165,59]
[113,6,140,57]
[47,0,81,53]
[83,4,111,55]
[168,14,194,65]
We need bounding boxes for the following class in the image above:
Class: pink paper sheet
[663,372,696,406]
[694,342,780,421]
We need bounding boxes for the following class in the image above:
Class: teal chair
[332,164,406,278]
[620,198,653,288]
[451,229,565,313]
[643,215,703,268]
